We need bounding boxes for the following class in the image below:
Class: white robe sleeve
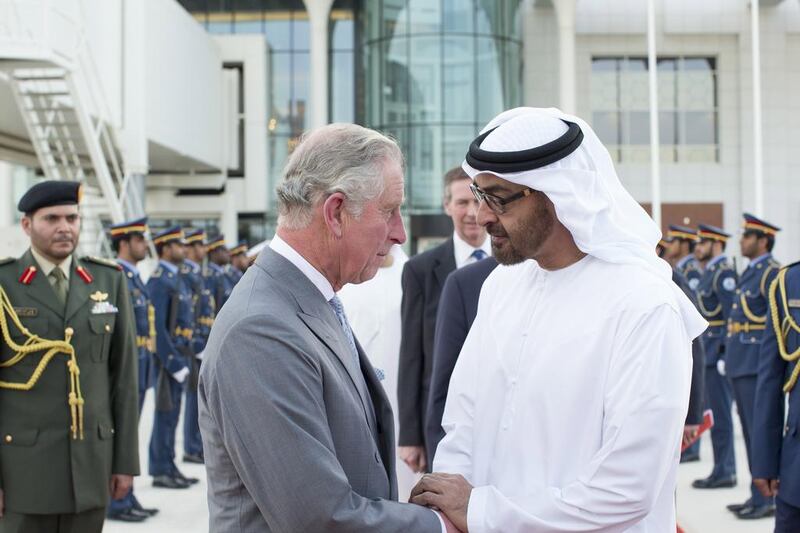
[465,303,691,533]
[430,305,484,480]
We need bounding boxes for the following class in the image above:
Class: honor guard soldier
[181,228,215,464]
[692,224,739,490]
[206,235,234,313]
[0,180,139,533]
[145,227,198,489]
[752,260,800,531]
[226,241,248,286]
[106,217,159,522]
[666,225,702,295]
[725,214,781,519]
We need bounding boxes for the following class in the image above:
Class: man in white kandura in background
[338,244,419,500]
[411,108,707,533]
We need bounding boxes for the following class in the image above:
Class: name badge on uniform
[13,307,38,317]
[90,291,119,314]
[788,299,800,308]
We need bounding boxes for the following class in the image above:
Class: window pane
[620,59,648,110]
[409,0,441,34]
[264,17,292,51]
[592,111,620,145]
[384,37,409,126]
[292,14,310,51]
[659,110,677,146]
[657,58,677,109]
[384,0,408,39]
[679,70,715,110]
[475,36,504,124]
[443,125,477,172]
[408,124,442,211]
[627,111,650,145]
[292,52,310,133]
[683,111,716,144]
[409,36,442,124]
[331,16,354,50]
[330,51,355,123]
[233,16,263,34]
[443,0,474,33]
[443,36,474,123]
[269,53,292,133]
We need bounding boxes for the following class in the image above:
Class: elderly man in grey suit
[198,123,455,532]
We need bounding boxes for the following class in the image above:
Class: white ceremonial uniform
[434,256,692,532]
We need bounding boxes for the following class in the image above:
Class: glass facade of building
[360,0,523,215]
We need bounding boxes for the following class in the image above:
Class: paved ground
[107,395,775,532]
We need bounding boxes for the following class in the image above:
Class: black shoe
[726,499,751,513]
[153,474,191,489]
[680,452,700,463]
[692,475,737,489]
[131,495,159,516]
[174,468,199,485]
[737,505,776,519]
[107,509,148,522]
[183,452,205,464]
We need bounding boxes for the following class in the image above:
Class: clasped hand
[410,473,473,533]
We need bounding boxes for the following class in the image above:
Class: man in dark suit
[425,257,498,463]
[398,167,490,473]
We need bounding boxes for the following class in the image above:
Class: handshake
[410,473,474,533]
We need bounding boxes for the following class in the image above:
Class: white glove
[172,366,190,384]
[716,359,726,376]
[196,350,204,361]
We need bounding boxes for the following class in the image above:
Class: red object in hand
[681,410,714,452]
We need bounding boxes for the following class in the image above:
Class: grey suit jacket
[198,248,441,532]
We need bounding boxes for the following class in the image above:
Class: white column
[647,0,661,228]
[0,162,14,229]
[553,0,577,114]
[751,0,764,216]
[304,0,335,130]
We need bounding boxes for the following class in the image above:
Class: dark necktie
[49,267,68,307]
[471,249,487,261]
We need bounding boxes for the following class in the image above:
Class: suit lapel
[65,258,91,322]
[256,249,378,433]
[17,250,63,317]
[433,238,456,288]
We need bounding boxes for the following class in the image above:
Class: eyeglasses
[469,183,532,215]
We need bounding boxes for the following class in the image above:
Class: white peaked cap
[463,107,707,339]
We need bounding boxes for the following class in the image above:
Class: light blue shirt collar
[707,254,727,268]
[159,259,179,274]
[116,259,140,277]
[750,253,771,266]
[676,254,695,271]
[184,258,200,272]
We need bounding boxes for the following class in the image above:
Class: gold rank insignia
[90,291,109,302]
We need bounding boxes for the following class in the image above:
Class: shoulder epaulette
[83,255,123,270]
[0,257,15,266]
[781,260,800,272]
[180,264,191,274]
[150,266,163,278]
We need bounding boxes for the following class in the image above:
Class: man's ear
[21,215,32,237]
[323,192,347,238]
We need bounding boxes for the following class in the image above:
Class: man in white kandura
[410,108,707,533]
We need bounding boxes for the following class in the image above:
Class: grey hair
[276,123,404,230]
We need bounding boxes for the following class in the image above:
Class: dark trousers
[731,374,772,508]
[0,508,105,533]
[108,354,152,515]
[148,375,184,476]
[183,385,203,456]
[775,496,800,533]
[704,360,736,479]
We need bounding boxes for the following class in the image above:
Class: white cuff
[172,367,190,383]
[433,510,447,533]
[196,350,204,361]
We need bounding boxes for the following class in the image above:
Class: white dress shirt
[452,232,491,269]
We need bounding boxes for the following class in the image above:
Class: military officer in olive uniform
[692,224,739,490]
[0,180,139,533]
[725,214,781,519]
[106,217,159,522]
[753,259,800,532]
[206,235,233,313]
[145,227,198,489]
[181,229,215,464]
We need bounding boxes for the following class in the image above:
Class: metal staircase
[1,0,146,256]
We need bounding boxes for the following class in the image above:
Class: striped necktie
[328,296,359,364]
